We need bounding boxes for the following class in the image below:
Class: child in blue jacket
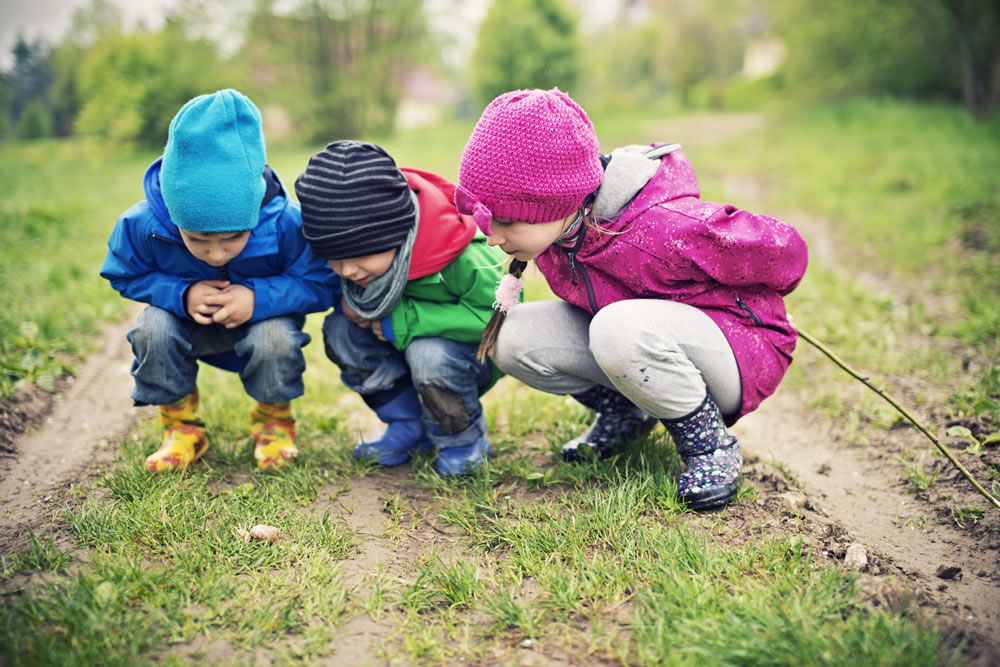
[101,89,338,472]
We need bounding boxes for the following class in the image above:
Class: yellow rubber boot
[146,389,208,471]
[251,401,297,470]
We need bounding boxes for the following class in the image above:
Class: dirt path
[0,303,152,547]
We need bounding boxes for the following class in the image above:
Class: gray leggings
[493,300,742,420]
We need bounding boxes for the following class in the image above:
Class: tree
[940,0,1000,120]
[8,35,52,124]
[470,0,581,104]
[241,0,429,141]
[74,21,229,146]
[770,0,1000,119]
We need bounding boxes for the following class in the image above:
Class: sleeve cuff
[380,314,396,342]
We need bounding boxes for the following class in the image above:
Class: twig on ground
[795,323,1000,510]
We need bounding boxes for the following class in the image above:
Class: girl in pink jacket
[456,88,808,510]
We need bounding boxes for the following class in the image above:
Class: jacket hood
[143,157,285,238]
[592,146,700,219]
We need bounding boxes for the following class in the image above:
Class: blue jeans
[323,311,493,449]
[127,306,311,406]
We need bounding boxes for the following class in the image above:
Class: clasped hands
[186,280,255,328]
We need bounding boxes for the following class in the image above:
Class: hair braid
[477,258,528,361]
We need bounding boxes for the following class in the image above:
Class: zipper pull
[567,252,578,286]
[220,265,231,282]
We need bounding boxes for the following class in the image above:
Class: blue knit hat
[161,89,266,233]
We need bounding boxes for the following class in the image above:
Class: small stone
[518,639,533,649]
[935,565,962,580]
[844,543,868,571]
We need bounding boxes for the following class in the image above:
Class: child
[101,89,338,472]
[295,141,506,476]
[456,89,808,509]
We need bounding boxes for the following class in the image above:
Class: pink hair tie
[493,273,523,314]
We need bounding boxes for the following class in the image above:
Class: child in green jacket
[295,141,506,475]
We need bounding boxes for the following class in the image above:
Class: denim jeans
[323,311,493,449]
[127,305,311,406]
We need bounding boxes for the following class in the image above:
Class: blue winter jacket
[101,158,339,322]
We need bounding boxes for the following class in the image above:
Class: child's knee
[241,318,309,361]
[128,306,184,352]
[417,384,469,434]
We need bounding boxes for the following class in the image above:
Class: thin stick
[796,325,1000,510]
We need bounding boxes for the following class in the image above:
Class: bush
[469,0,581,105]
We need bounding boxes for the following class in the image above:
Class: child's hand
[341,296,375,329]
[206,284,255,328]
[186,280,230,324]
[371,319,387,342]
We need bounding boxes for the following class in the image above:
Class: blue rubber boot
[435,435,493,477]
[355,386,432,466]
[661,394,742,510]
[562,385,659,462]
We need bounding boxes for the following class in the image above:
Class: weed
[897,451,940,496]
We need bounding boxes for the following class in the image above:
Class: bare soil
[2,115,997,663]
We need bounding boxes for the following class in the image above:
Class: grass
[1,99,993,663]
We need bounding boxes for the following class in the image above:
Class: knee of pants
[322,311,352,367]
[588,302,673,378]
[128,306,189,356]
[404,337,466,383]
[238,317,310,362]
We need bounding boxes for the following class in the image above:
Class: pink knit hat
[456,88,604,236]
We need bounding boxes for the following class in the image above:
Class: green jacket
[388,231,508,390]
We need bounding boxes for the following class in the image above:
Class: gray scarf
[342,191,420,319]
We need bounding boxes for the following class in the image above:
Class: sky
[0,0,620,70]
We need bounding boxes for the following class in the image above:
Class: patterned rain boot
[356,386,432,466]
[562,385,659,462]
[146,389,208,471]
[436,429,492,477]
[661,394,742,510]
[251,401,298,470]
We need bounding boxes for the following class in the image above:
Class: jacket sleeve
[245,207,339,321]
[685,205,809,296]
[100,210,194,319]
[387,240,504,350]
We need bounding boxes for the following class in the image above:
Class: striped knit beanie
[456,88,604,236]
[295,141,416,260]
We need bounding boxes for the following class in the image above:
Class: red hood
[402,168,477,280]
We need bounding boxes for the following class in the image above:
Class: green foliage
[74,23,232,146]
[770,0,962,103]
[15,99,52,139]
[469,0,580,105]
[241,0,428,142]
[0,140,148,399]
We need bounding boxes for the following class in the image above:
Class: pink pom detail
[472,202,493,236]
[493,273,523,314]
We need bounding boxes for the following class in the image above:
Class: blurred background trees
[0,0,997,146]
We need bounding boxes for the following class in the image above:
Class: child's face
[486,213,576,261]
[179,229,251,267]
[328,249,397,287]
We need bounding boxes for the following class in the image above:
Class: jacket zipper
[736,295,764,326]
[564,248,599,314]
[152,232,183,247]
[561,227,599,314]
